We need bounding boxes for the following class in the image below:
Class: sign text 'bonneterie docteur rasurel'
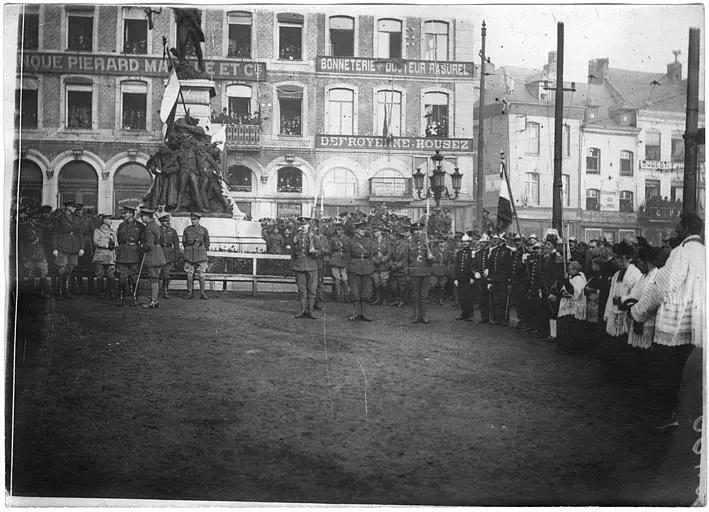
[317,56,475,78]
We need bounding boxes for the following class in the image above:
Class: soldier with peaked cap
[407,220,434,323]
[370,224,391,305]
[291,216,320,319]
[488,232,513,325]
[91,213,117,300]
[311,219,330,310]
[18,208,50,297]
[473,232,491,323]
[138,208,166,309]
[158,212,181,299]
[388,228,409,307]
[344,219,374,321]
[453,233,475,321]
[328,221,350,303]
[50,200,86,299]
[509,234,529,329]
[115,205,144,306]
[182,212,210,299]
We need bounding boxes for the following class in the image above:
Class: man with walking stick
[489,233,513,325]
[182,212,210,300]
[115,205,144,307]
[138,208,166,309]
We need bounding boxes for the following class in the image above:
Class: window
[322,168,357,198]
[122,8,148,54]
[329,16,354,57]
[586,189,600,211]
[67,7,94,51]
[58,161,98,209]
[377,90,402,137]
[278,13,303,60]
[18,11,39,50]
[525,172,540,206]
[645,131,661,161]
[526,122,540,154]
[277,167,302,193]
[113,163,152,214]
[563,124,571,157]
[226,84,253,123]
[562,174,570,207]
[619,150,634,176]
[376,19,402,59]
[328,88,354,135]
[644,179,661,201]
[424,91,449,137]
[66,83,92,129]
[671,186,683,203]
[423,21,448,61]
[121,81,147,130]
[228,165,252,192]
[586,147,600,174]
[15,77,38,129]
[277,202,302,218]
[671,131,684,162]
[619,191,634,212]
[228,11,252,58]
[277,85,303,136]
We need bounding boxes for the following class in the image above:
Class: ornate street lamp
[413,150,463,207]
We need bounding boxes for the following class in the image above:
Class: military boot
[411,302,419,323]
[116,282,126,307]
[63,275,75,300]
[198,275,208,300]
[419,300,429,324]
[183,278,194,299]
[161,279,171,300]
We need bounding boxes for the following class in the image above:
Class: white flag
[160,70,180,123]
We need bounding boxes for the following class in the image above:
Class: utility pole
[683,28,701,216]
[543,22,575,234]
[476,21,486,232]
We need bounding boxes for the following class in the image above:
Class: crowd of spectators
[425,119,449,138]
[68,104,92,129]
[211,108,261,126]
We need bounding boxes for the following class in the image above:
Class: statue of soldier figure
[174,8,205,73]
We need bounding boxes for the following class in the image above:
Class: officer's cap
[491,233,500,239]
[158,212,171,221]
[461,234,471,242]
[140,207,156,216]
[513,234,522,241]
[121,205,137,212]
[74,203,84,210]
[353,220,367,228]
[190,212,202,219]
[98,213,112,219]
[296,216,311,223]
[533,241,543,248]
[40,205,53,213]
[410,221,425,231]
[479,233,490,242]
[63,200,76,207]
[569,236,577,242]
[528,233,538,240]
[454,231,464,238]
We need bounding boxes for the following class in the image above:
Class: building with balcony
[11,5,478,228]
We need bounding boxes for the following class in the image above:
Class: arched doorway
[13,159,43,209]
[113,162,153,214]
[58,160,98,210]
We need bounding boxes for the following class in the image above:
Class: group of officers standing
[15,200,211,309]
[289,213,564,331]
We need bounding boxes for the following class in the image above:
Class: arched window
[376,18,402,59]
[228,165,253,192]
[423,21,448,61]
[226,84,253,122]
[59,161,98,210]
[113,162,151,214]
[329,16,354,57]
[277,166,302,193]
[371,168,410,197]
[423,91,449,137]
[321,167,357,198]
[328,88,354,135]
[13,159,43,208]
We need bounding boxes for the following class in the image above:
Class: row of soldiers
[288,214,568,330]
[15,200,211,308]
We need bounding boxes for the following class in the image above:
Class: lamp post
[412,150,463,208]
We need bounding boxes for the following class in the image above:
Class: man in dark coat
[473,233,491,323]
[115,205,144,306]
[407,221,434,323]
[182,212,210,299]
[158,212,181,299]
[139,208,166,309]
[344,220,374,321]
[291,216,320,318]
[454,234,475,321]
[488,233,513,325]
[50,200,85,299]
[328,222,349,303]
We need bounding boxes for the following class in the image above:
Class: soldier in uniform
[509,234,528,329]
[291,216,320,318]
[473,233,491,323]
[77,204,98,295]
[50,200,85,299]
[158,213,181,299]
[312,220,329,310]
[453,233,475,321]
[388,228,409,307]
[35,205,56,294]
[429,236,449,305]
[488,233,513,325]
[115,205,144,306]
[542,233,566,342]
[523,241,546,337]
[18,209,50,297]
[344,220,374,321]
[370,225,391,305]
[407,221,434,323]
[328,222,349,303]
[91,213,117,300]
[182,212,210,299]
[138,208,167,309]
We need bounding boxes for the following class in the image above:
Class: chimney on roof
[588,58,609,84]
[667,49,682,82]
[543,51,557,77]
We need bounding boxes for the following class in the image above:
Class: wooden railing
[223,124,261,148]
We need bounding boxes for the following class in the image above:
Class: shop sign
[639,160,683,172]
[317,135,473,153]
[18,51,267,80]
[317,56,475,78]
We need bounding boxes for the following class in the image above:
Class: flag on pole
[382,107,389,139]
[496,163,513,233]
[160,70,180,123]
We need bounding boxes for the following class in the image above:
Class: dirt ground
[5,290,704,506]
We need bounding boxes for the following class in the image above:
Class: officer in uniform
[158,213,181,299]
[50,200,85,299]
[453,233,475,321]
[344,220,374,321]
[91,213,117,300]
[473,233,491,323]
[115,205,144,306]
[35,205,56,294]
[488,233,513,325]
[312,220,330,310]
[76,204,97,295]
[138,208,166,309]
[291,216,320,318]
[429,236,448,305]
[523,241,546,337]
[388,228,409,307]
[407,221,434,323]
[18,208,50,297]
[509,234,528,329]
[371,224,391,305]
[182,212,210,300]
[328,222,349,303]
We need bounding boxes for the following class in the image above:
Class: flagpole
[501,151,522,236]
